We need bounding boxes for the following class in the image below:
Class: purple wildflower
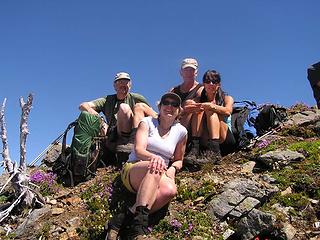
[170,219,182,230]
[30,170,57,185]
[257,139,271,149]
[183,223,193,236]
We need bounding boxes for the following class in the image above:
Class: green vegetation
[1,233,17,240]
[36,222,51,239]
[254,138,289,155]
[176,179,218,203]
[152,208,215,239]
[0,195,9,204]
[271,141,320,199]
[259,139,320,229]
[77,174,115,240]
[29,170,61,196]
[280,125,317,138]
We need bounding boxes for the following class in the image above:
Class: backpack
[231,101,260,149]
[52,111,104,186]
[255,105,287,135]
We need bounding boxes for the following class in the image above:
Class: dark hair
[202,70,226,106]
[202,70,221,83]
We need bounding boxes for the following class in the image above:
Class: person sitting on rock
[189,70,236,163]
[170,58,204,163]
[79,72,157,153]
[307,61,320,109]
[105,92,187,240]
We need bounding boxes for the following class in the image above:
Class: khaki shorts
[121,162,136,193]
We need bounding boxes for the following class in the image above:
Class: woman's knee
[160,181,177,199]
[133,102,147,113]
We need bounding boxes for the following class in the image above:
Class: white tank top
[128,117,187,166]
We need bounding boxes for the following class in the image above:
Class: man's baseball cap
[114,72,131,82]
[181,58,198,69]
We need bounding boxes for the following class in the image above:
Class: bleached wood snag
[0,94,44,223]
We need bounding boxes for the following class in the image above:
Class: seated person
[105,92,187,240]
[307,61,320,108]
[170,58,204,161]
[188,70,236,163]
[79,72,156,152]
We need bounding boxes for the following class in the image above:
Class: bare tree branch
[0,95,44,224]
[19,94,33,172]
[0,98,15,173]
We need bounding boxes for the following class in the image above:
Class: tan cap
[114,72,131,82]
[181,58,198,69]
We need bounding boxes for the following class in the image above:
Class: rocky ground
[0,104,320,240]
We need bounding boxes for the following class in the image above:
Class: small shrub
[29,170,60,196]
[280,126,316,138]
[176,180,217,202]
[78,174,118,240]
[277,193,309,210]
[152,209,214,239]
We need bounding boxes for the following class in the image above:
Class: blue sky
[0,1,319,171]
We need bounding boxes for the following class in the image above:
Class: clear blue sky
[1,1,319,171]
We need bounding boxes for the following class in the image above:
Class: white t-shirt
[128,116,188,166]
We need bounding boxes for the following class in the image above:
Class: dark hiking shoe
[115,136,133,153]
[116,143,134,153]
[105,209,134,240]
[183,138,200,166]
[199,150,222,164]
[127,206,150,240]
[198,139,222,164]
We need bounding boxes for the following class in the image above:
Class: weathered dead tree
[0,94,44,223]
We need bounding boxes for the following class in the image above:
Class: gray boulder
[236,209,276,240]
[258,149,305,169]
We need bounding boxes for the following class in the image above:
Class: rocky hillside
[0,104,319,240]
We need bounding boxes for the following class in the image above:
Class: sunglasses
[161,100,179,108]
[203,79,220,84]
[115,79,130,84]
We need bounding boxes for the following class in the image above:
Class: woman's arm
[201,95,234,116]
[166,134,187,179]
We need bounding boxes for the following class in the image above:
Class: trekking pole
[28,132,65,167]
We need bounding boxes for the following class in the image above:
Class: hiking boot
[105,228,118,240]
[115,136,133,153]
[115,128,137,153]
[199,139,222,164]
[183,138,200,166]
[105,208,134,240]
[127,206,150,240]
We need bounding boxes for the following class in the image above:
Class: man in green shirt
[79,72,156,152]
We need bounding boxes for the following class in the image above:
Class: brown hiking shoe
[127,206,150,240]
[105,228,118,240]
[115,136,133,153]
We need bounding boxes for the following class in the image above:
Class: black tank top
[172,84,201,103]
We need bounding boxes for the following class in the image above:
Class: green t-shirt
[92,92,149,126]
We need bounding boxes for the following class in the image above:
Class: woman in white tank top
[105,93,187,240]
